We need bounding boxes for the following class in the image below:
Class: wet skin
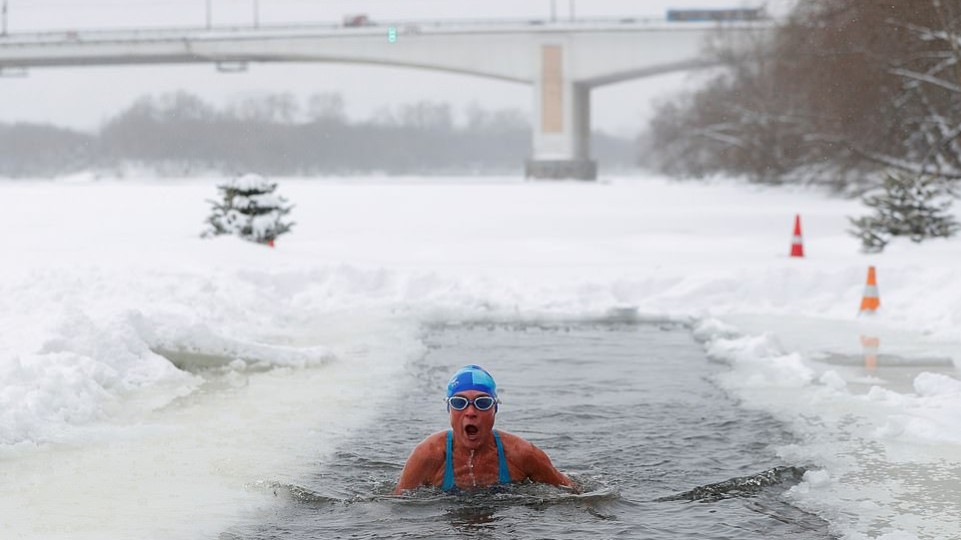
[394,390,573,494]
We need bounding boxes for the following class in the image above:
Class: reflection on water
[224,322,831,539]
[818,343,954,369]
[861,334,880,370]
[813,331,956,396]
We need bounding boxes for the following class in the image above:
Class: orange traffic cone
[790,214,804,257]
[858,266,880,314]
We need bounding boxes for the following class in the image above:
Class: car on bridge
[343,14,372,27]
[666,8,766,22]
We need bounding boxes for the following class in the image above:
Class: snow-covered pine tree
[848,170,959,253]
[202,173,294,245]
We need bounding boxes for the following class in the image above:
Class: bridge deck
[0,18,769,46]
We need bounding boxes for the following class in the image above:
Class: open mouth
[464,425,479,438]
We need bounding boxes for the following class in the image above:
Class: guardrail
[0,16,749,44]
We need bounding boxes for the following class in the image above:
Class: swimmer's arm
[523,442,575,490]
[393,438,443,495]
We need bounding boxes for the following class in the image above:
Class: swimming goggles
[447,395,497,411]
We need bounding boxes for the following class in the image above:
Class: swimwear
[442,429,512,491]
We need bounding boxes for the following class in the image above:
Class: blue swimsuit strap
[493,431,512,484]
[442,430,512,491]
[442,430,456,491]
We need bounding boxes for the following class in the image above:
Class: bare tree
[645,0,961,188]
[879,0,961,179]
[306,92,347,123]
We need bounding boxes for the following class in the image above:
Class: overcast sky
[0,0,795,135]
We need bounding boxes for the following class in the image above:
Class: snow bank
[3,176,960,447]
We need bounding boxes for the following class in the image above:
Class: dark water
[224,322,832,539]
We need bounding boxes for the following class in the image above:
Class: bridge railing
[0,16,748,45]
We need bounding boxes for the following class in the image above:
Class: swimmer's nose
[464,404,479,415]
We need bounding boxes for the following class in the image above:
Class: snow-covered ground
[1,174,959,539]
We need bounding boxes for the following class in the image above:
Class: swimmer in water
[394,364,573,494]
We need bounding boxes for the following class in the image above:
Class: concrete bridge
[0,19,770,179]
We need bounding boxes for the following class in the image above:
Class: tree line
[643,0,961,190]
[0,91,636,178]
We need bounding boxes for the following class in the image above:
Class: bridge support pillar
[526,43,596,181]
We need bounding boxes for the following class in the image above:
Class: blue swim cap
[446,365,497,398]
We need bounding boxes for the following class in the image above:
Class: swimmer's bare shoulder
[393,431,447,495]
[498,431,574,489]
